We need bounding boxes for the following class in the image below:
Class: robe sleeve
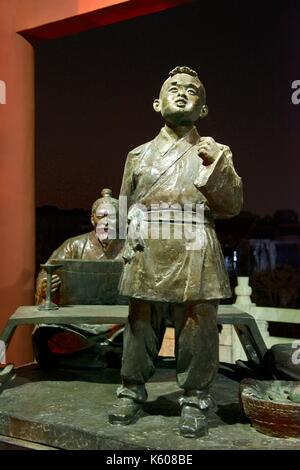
[119,150,140,205]
[50,240,75,260]
[194,144,243,218]
[119,143,148,210]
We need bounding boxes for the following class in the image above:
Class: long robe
[119,126,243,303]
[48,231,123,261]
[35,231,123,305]
[33,232,124,366]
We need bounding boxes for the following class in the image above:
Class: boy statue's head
[153,66,208,127]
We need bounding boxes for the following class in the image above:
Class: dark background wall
[35,0,300,216]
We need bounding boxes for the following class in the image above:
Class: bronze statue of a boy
[109,66,243,437]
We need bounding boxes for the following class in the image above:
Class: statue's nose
[177,87,187,97]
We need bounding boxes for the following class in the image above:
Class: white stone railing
[219,276,300,363]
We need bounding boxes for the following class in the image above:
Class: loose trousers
[118,298,219,402]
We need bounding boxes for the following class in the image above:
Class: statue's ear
[200,104,208,118]
[153,99,161,113]
[91,213,96,227]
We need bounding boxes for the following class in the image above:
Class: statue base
[0,364,300,450]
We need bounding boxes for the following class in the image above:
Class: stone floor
[0,363,299,450]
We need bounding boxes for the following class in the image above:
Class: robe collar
[154,125,200,157]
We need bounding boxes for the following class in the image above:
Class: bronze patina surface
[35,188,123,305]
[111,66,243,437]
[33,189,124,367]
[1,366,300,450]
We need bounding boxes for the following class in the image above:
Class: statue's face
[155,73,203,126]
[93,203,117,242]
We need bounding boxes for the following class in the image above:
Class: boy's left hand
[197,137,220,166]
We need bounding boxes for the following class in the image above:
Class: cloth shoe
[108,397,142,425]
[179,402,208,438]
[179,391,216,438]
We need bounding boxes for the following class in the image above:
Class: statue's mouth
[175,99,187,107]
[96,225,108,234]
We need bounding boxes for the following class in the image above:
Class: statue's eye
[187,88,197,95]
[169,87,178,93]
[96,211,107,219]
